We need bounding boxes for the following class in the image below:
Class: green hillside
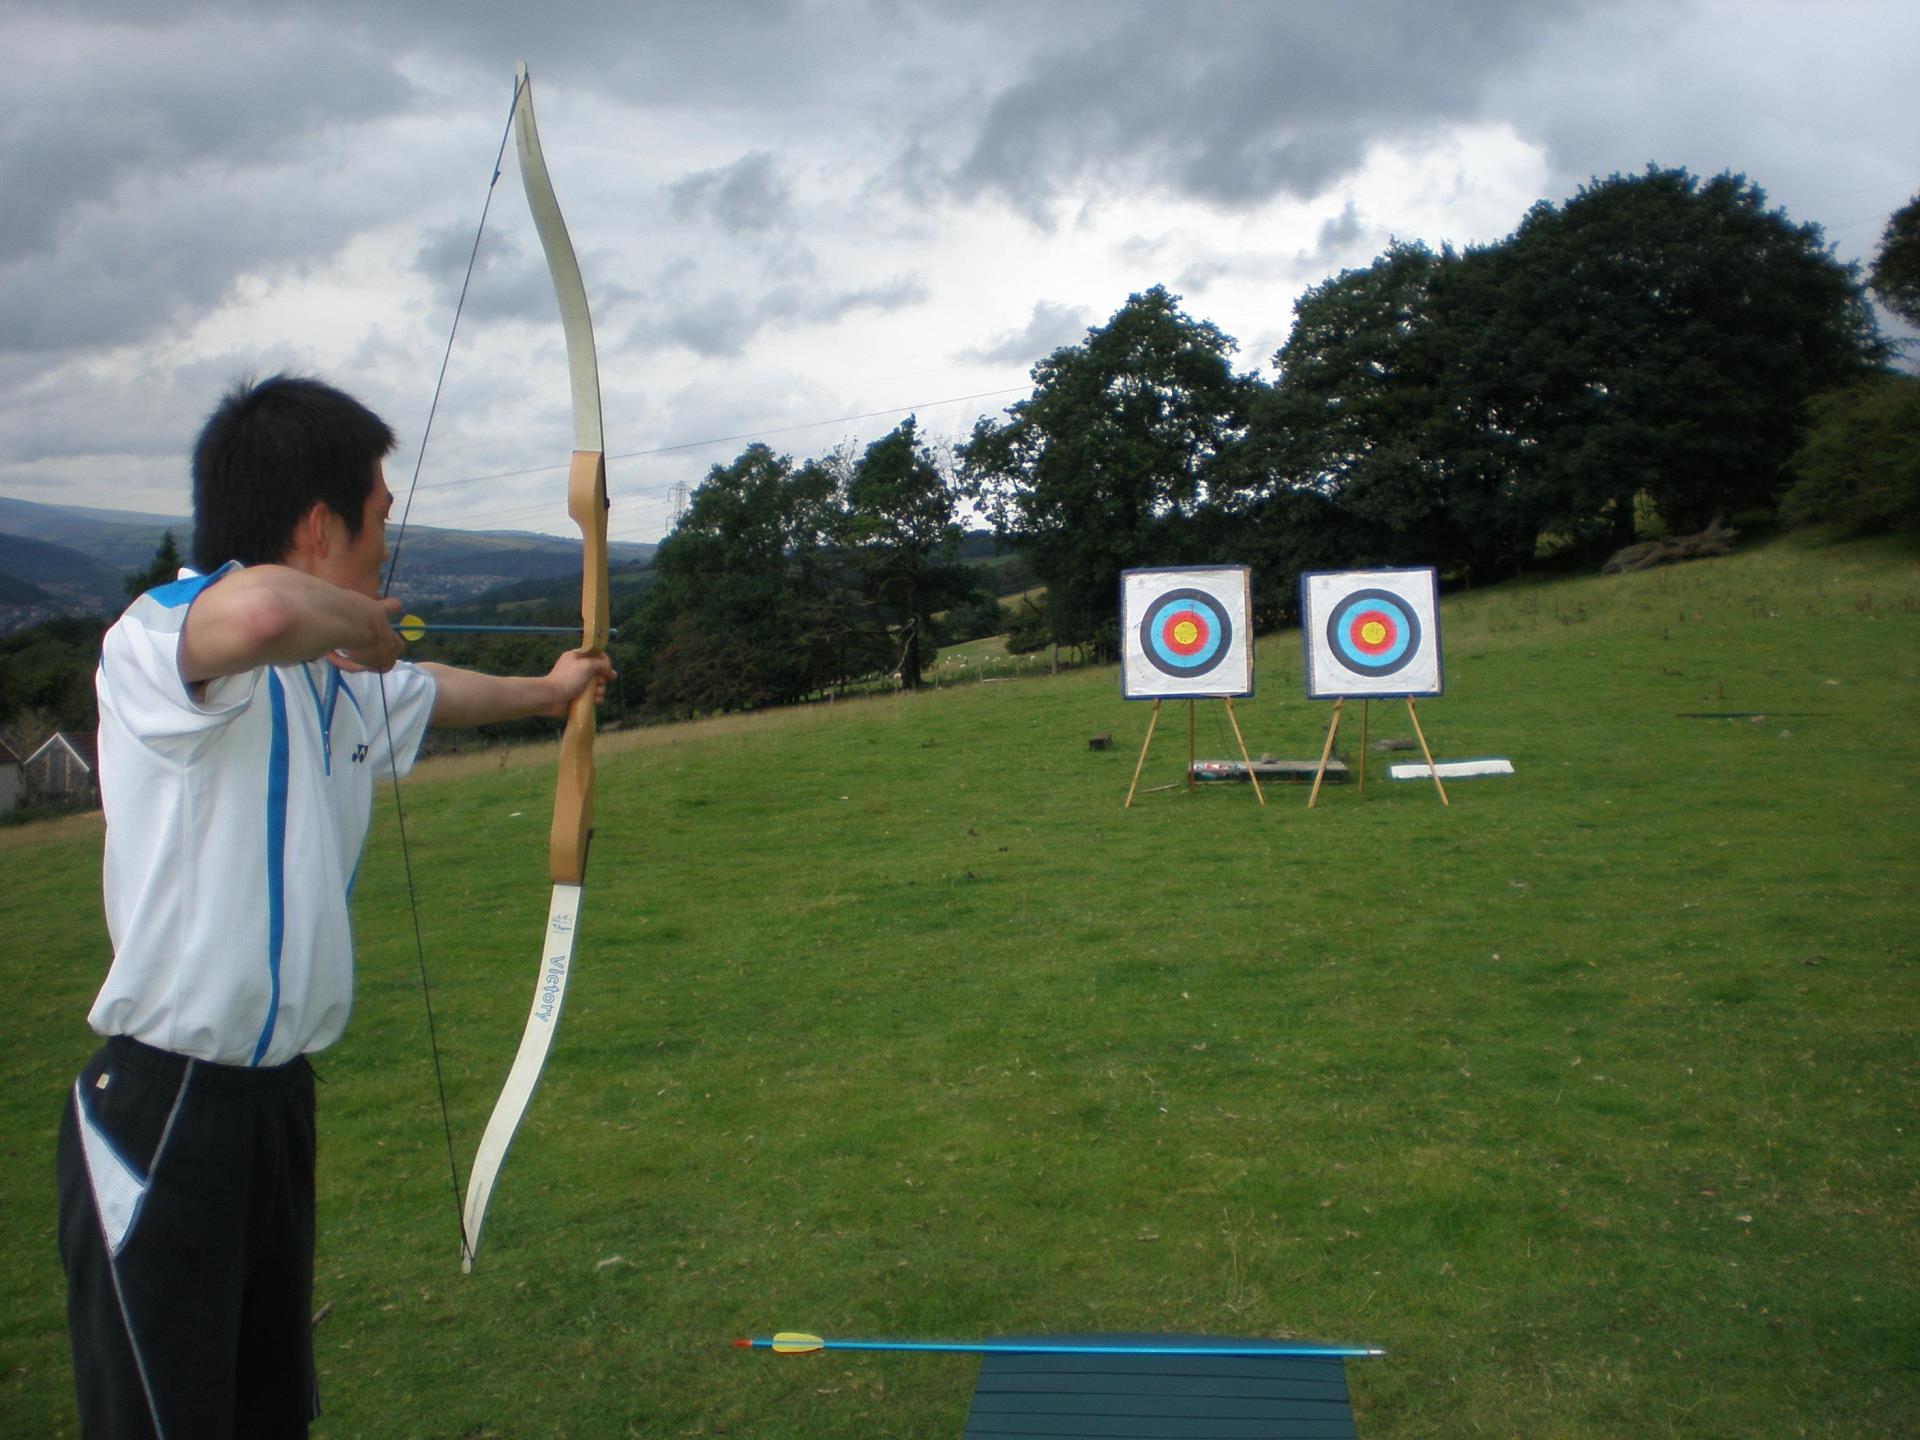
[3,531,1914,1438]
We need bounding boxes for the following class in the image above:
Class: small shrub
[1780,374,1920,532]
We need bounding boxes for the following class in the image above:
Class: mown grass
[2,531,1915,1438]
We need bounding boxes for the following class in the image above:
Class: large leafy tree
[841,418,977,689]
[1250,241,1536,583]
[636,444,858,714]
[1868,193,1920,327]
[1451,168,1884,544]
[961,287,1254,652]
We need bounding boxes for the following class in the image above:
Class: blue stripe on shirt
[144,561,237,610]
[252,671,291,1065]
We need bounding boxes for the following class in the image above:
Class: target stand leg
[1406,696,1450,807]
[1223,696,1266,807]
[1124,699,1163,809]
[1308,699,1344,809]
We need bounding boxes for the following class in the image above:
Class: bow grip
[550,448,608,884]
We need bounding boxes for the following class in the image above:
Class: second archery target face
[1300,567,1443,698]
[1120,566,1252,699]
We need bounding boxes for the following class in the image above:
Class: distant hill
[0,496,654,632]
[0,531,136,623]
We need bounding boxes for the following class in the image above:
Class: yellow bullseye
[1173,619,1200,646]
[1360,619,1387,646]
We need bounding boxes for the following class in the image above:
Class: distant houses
[0,739,20,812]
[19,730,99,810]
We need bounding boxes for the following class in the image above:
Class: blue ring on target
[1139,587,1232,679]
[1325,587,1421,678]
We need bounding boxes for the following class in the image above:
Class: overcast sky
[1,0,1914,548]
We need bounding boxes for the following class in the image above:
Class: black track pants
[56,1036,319,1440]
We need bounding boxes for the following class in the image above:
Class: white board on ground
[1388,758,1514,780]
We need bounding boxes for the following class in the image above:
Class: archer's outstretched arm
[419,649,613,728]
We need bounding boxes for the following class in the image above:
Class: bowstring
[376,71,528,1264]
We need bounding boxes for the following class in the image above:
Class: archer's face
[325,462,394,597]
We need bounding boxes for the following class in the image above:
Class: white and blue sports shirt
[89,565,437,1066]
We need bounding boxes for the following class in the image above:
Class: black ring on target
[1139,587,1233,679]
[1324,587,1421,678]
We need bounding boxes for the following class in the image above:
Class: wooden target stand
[1124,697,1265,808]
[1307,696,1449,808]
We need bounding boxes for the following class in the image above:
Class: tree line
[628,167,1911,708]
[4,168,1914,745]
[622,419,982,714]
[972,169,1912,648]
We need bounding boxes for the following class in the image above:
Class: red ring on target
[1346,608,1400,655]
[1160,609,1210,655]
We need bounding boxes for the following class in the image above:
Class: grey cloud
[661,293,765,358]
[0,11,432,361]
[0,159,385,359]
[960,300,1093,365]
[94,0,968,129]
[1,159,410,362]
[1109,226,1311,299]
[1167,199,1369,295]
[660,272,929,358]
[947,1,1580,222]
[1314,201,1365,259]
[413,223,494,288]
[1174,256,1238,292]
[669,152,796,235]
[408,225,572,334]
[2,13,414,263]
[1479,1,1920,259]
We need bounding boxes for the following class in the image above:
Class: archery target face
[1120,566,1253,699]
[1300,568,1443,697]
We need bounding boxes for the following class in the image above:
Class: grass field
[2,531,1915,1438]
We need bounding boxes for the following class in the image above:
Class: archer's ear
[284,500,339,564]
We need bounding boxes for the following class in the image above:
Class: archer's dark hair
[190,375,396,571]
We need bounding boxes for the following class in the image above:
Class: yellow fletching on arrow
[398,614,427,643]
[770,1332,825,1354]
